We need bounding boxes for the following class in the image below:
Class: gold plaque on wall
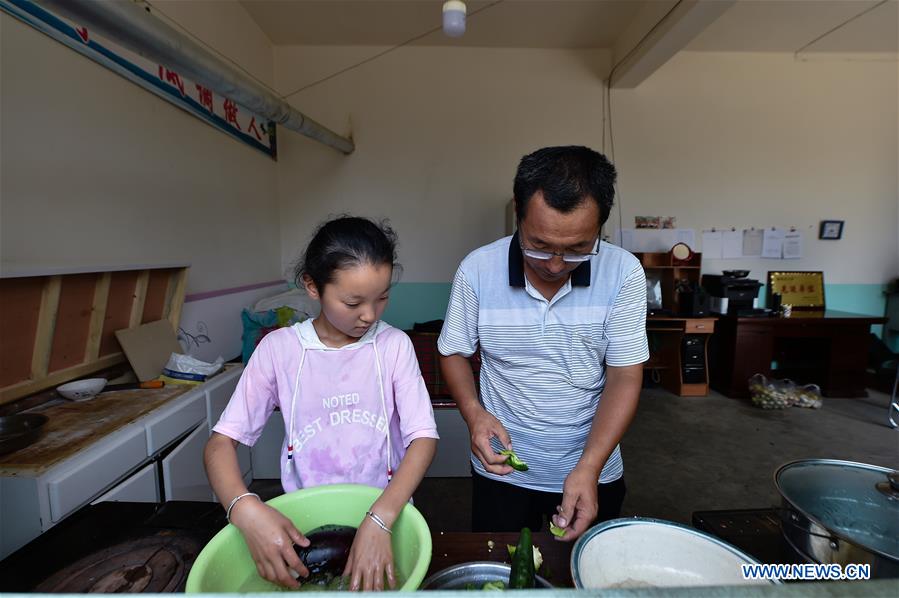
[767,271,825,310]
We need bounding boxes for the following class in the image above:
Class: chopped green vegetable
[481,581,506,591]
[507,544,543,569]
[509,527,535,589]
[549,522,566,537]
[499,449,529,472]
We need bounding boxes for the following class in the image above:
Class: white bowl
[572,518,779,589]
[56,378,107,401]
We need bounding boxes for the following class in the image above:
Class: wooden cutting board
[0,385,192,475]
[115,320,183,382]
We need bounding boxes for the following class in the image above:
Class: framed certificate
[767,271,825,310]
[818,220,844,240]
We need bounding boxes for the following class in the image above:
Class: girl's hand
[343,515,396,591]
[231,498,310,588]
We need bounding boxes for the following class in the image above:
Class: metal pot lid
[775,459,899,559]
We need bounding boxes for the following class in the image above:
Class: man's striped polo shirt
[437,232,649,492]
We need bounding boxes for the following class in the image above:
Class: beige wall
[611,51,898,284]
[0,6,279,294]
[274,46,611,281]
[275,46,897,286]
[151,0,275,89]
[3,5,895,294]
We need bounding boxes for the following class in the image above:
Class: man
[437,146,647,541]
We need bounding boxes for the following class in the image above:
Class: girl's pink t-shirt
[214,320,439,492]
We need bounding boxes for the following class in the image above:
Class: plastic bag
[748,374,823,409]
[162,353,224,385]
[791,383,823,409]
[748,373,793,409]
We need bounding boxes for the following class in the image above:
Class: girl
[205,216,439,591]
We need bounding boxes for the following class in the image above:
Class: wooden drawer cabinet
[685,320,714,334]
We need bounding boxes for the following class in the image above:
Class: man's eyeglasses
[520,237,600,263]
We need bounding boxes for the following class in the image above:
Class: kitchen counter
[0,385,192,475]
[0,367,246,559]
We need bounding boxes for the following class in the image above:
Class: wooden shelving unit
[637,250,713,397]
[646,317,716,396]
[0,266,188,404]
[634,251,702,316]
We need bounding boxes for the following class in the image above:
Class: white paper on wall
[617,229,635,251]
[701,230,724,259]
[742,229,763,257]
[722,229,743,259]
[676,229,696,249]
[616,229,695,253]
[762,228,786,258]
[783,230,803,259]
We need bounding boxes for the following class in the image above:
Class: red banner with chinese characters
[2,0,277,159]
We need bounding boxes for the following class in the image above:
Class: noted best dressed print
[215,320,436,493]
[286,333,391,487]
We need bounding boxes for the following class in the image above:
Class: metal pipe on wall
[37,0,355,154]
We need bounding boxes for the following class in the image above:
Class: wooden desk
[428,531,573,587]
[646,317,717,397]
[709,310,887,398]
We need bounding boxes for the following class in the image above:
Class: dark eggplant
[294,525,356,578]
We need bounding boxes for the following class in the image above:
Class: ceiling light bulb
[442,0,466,38]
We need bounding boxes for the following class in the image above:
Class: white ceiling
[687,0,898,53]
[239,0,898,53]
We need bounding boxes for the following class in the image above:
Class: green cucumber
[499,449,529,472]
[508,527,535,589]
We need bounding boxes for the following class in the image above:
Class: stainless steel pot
[0,413,48,455]
[775,459,899,578]
[419,562,553,590]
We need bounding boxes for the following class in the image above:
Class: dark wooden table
[709,310,887,398]
[427,532,574,588]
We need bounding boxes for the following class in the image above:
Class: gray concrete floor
[252,388,898,532]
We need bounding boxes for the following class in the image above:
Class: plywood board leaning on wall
[0,265,188,404]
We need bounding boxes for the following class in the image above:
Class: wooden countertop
[428,531,574,588]
[0,385,192,475]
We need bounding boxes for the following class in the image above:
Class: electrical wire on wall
[142,1,284,100]
[794,0,894,61]
[602,0,684,245]
[280,0,505,99]
[144,0,507,102]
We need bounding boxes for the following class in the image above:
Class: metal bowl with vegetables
[419,562,553,590]
[422,527,551,590]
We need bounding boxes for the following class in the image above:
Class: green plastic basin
[186,484,432,592]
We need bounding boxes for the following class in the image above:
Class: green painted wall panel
[382,283,453,331]
[381,283,889,339]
